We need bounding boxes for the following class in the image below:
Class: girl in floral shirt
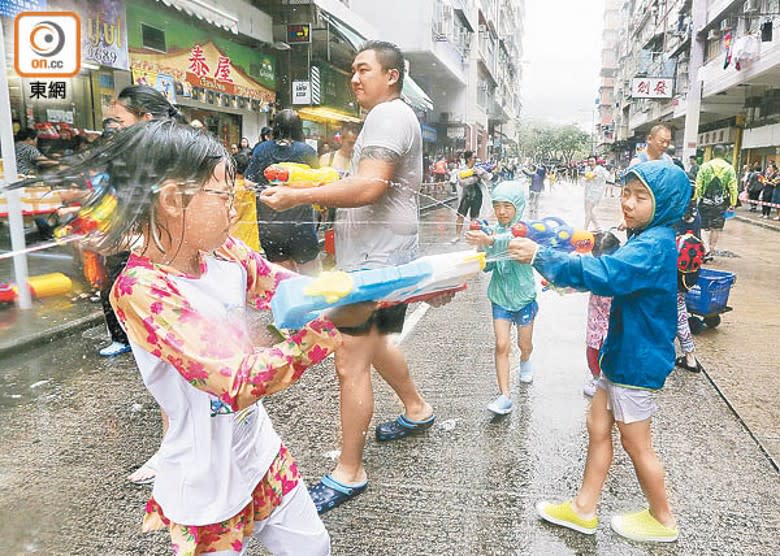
[18,120,372,555]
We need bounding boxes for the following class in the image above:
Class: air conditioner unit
[743,0,760,14]
[707,28,720,40]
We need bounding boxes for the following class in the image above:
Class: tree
[518,121,591,164]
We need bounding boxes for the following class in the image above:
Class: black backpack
[701,173,726,205]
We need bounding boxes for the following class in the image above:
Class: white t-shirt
[584,165,610,202]
[128,256,280,526]
[335,98,421,271]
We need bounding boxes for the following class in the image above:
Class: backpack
[701,166,727,206]
[676,231,705,292]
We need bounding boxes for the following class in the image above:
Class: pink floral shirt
[586,293,612,349]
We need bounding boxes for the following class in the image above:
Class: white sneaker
[518,361,534,383]
[450,237,460,244]
[487,394,514,415]
[583,377,598,397]
[99,341,131,357]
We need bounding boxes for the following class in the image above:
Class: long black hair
[116,85,186,122]
[271,109,304,143]
[4,120,233,254]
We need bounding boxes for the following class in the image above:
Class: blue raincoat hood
[491,180,526,226]
[623,161,691,230]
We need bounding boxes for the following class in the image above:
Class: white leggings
[211,482,330,556]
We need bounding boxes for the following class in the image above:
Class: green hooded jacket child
[482,181,537,311]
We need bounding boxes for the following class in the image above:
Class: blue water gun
[271,251,486,329]
[510,216,595,253]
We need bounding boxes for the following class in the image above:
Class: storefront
[742,122,780,168]
[1,0,130,156]
[126,0,277,147]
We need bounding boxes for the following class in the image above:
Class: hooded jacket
[533,162,691,390]
[483,181,537,311]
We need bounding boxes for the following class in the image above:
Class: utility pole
[682,0,706,164]
[0,23,32,309]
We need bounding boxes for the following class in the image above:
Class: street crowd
[3,39,751,555]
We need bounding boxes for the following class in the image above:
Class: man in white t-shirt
[261,41,448,514]
[583,156,611,230]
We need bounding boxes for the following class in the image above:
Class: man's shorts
[597,376,657,424]
[491,300,539,327]
[698,202,726,231]
[457,184,483,219]
[259,223,320,264]
[338,304,408,336]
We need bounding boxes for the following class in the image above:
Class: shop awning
[156,0,239,34]
[317,2,434,112]
[298,106,363,125]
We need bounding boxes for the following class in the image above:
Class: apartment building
[352,0,525,159]
[603,0,780,167]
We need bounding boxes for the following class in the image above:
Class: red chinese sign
[188,45,210,78]
[631,77,674,99]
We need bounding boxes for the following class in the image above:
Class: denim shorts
[491,300,539,327]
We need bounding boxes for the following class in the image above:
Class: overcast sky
[521,0,606,130]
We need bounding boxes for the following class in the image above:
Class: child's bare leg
[574,388,614,516]
[616,419,676,527]
[493,319,512,397]
[517,321,534,363]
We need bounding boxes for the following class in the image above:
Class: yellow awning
[298,106,363,124]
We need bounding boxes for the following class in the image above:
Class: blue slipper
[375,413,436,442]
[308,474,368,514]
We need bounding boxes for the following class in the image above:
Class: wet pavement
[0,181,778,554]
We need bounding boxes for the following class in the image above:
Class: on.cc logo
[14,12,80,78]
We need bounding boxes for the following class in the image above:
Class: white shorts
[211,482,330,556]
[597,376,657,424]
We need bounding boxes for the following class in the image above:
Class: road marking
[391,302,431,346]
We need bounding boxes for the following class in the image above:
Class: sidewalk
[734,204,780,232]
[0,243,103,357]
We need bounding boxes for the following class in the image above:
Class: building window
[141,24,166,53]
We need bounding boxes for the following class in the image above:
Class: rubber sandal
[675,356,703,373]
[128,452,159,485]
[308,474,368,514]
[375,413,435,442]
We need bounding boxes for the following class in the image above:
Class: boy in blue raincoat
[466,181,537,416]
[507,161,690,543]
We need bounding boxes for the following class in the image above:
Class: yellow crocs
[535,499,599,535]
[610,509,679,543]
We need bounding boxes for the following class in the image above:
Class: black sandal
[675,356,704,373]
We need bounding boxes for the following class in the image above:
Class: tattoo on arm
[360,146,401,164]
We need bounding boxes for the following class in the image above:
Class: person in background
[746,162,763,212]
[14,128,58,176]
[630,124,673,166]
[695,144,737,258]
[687,155,700,182]
[245,109,321,274]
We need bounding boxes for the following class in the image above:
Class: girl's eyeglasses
[200,188,236,210]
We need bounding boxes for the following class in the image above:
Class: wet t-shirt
[335,98,421,271]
